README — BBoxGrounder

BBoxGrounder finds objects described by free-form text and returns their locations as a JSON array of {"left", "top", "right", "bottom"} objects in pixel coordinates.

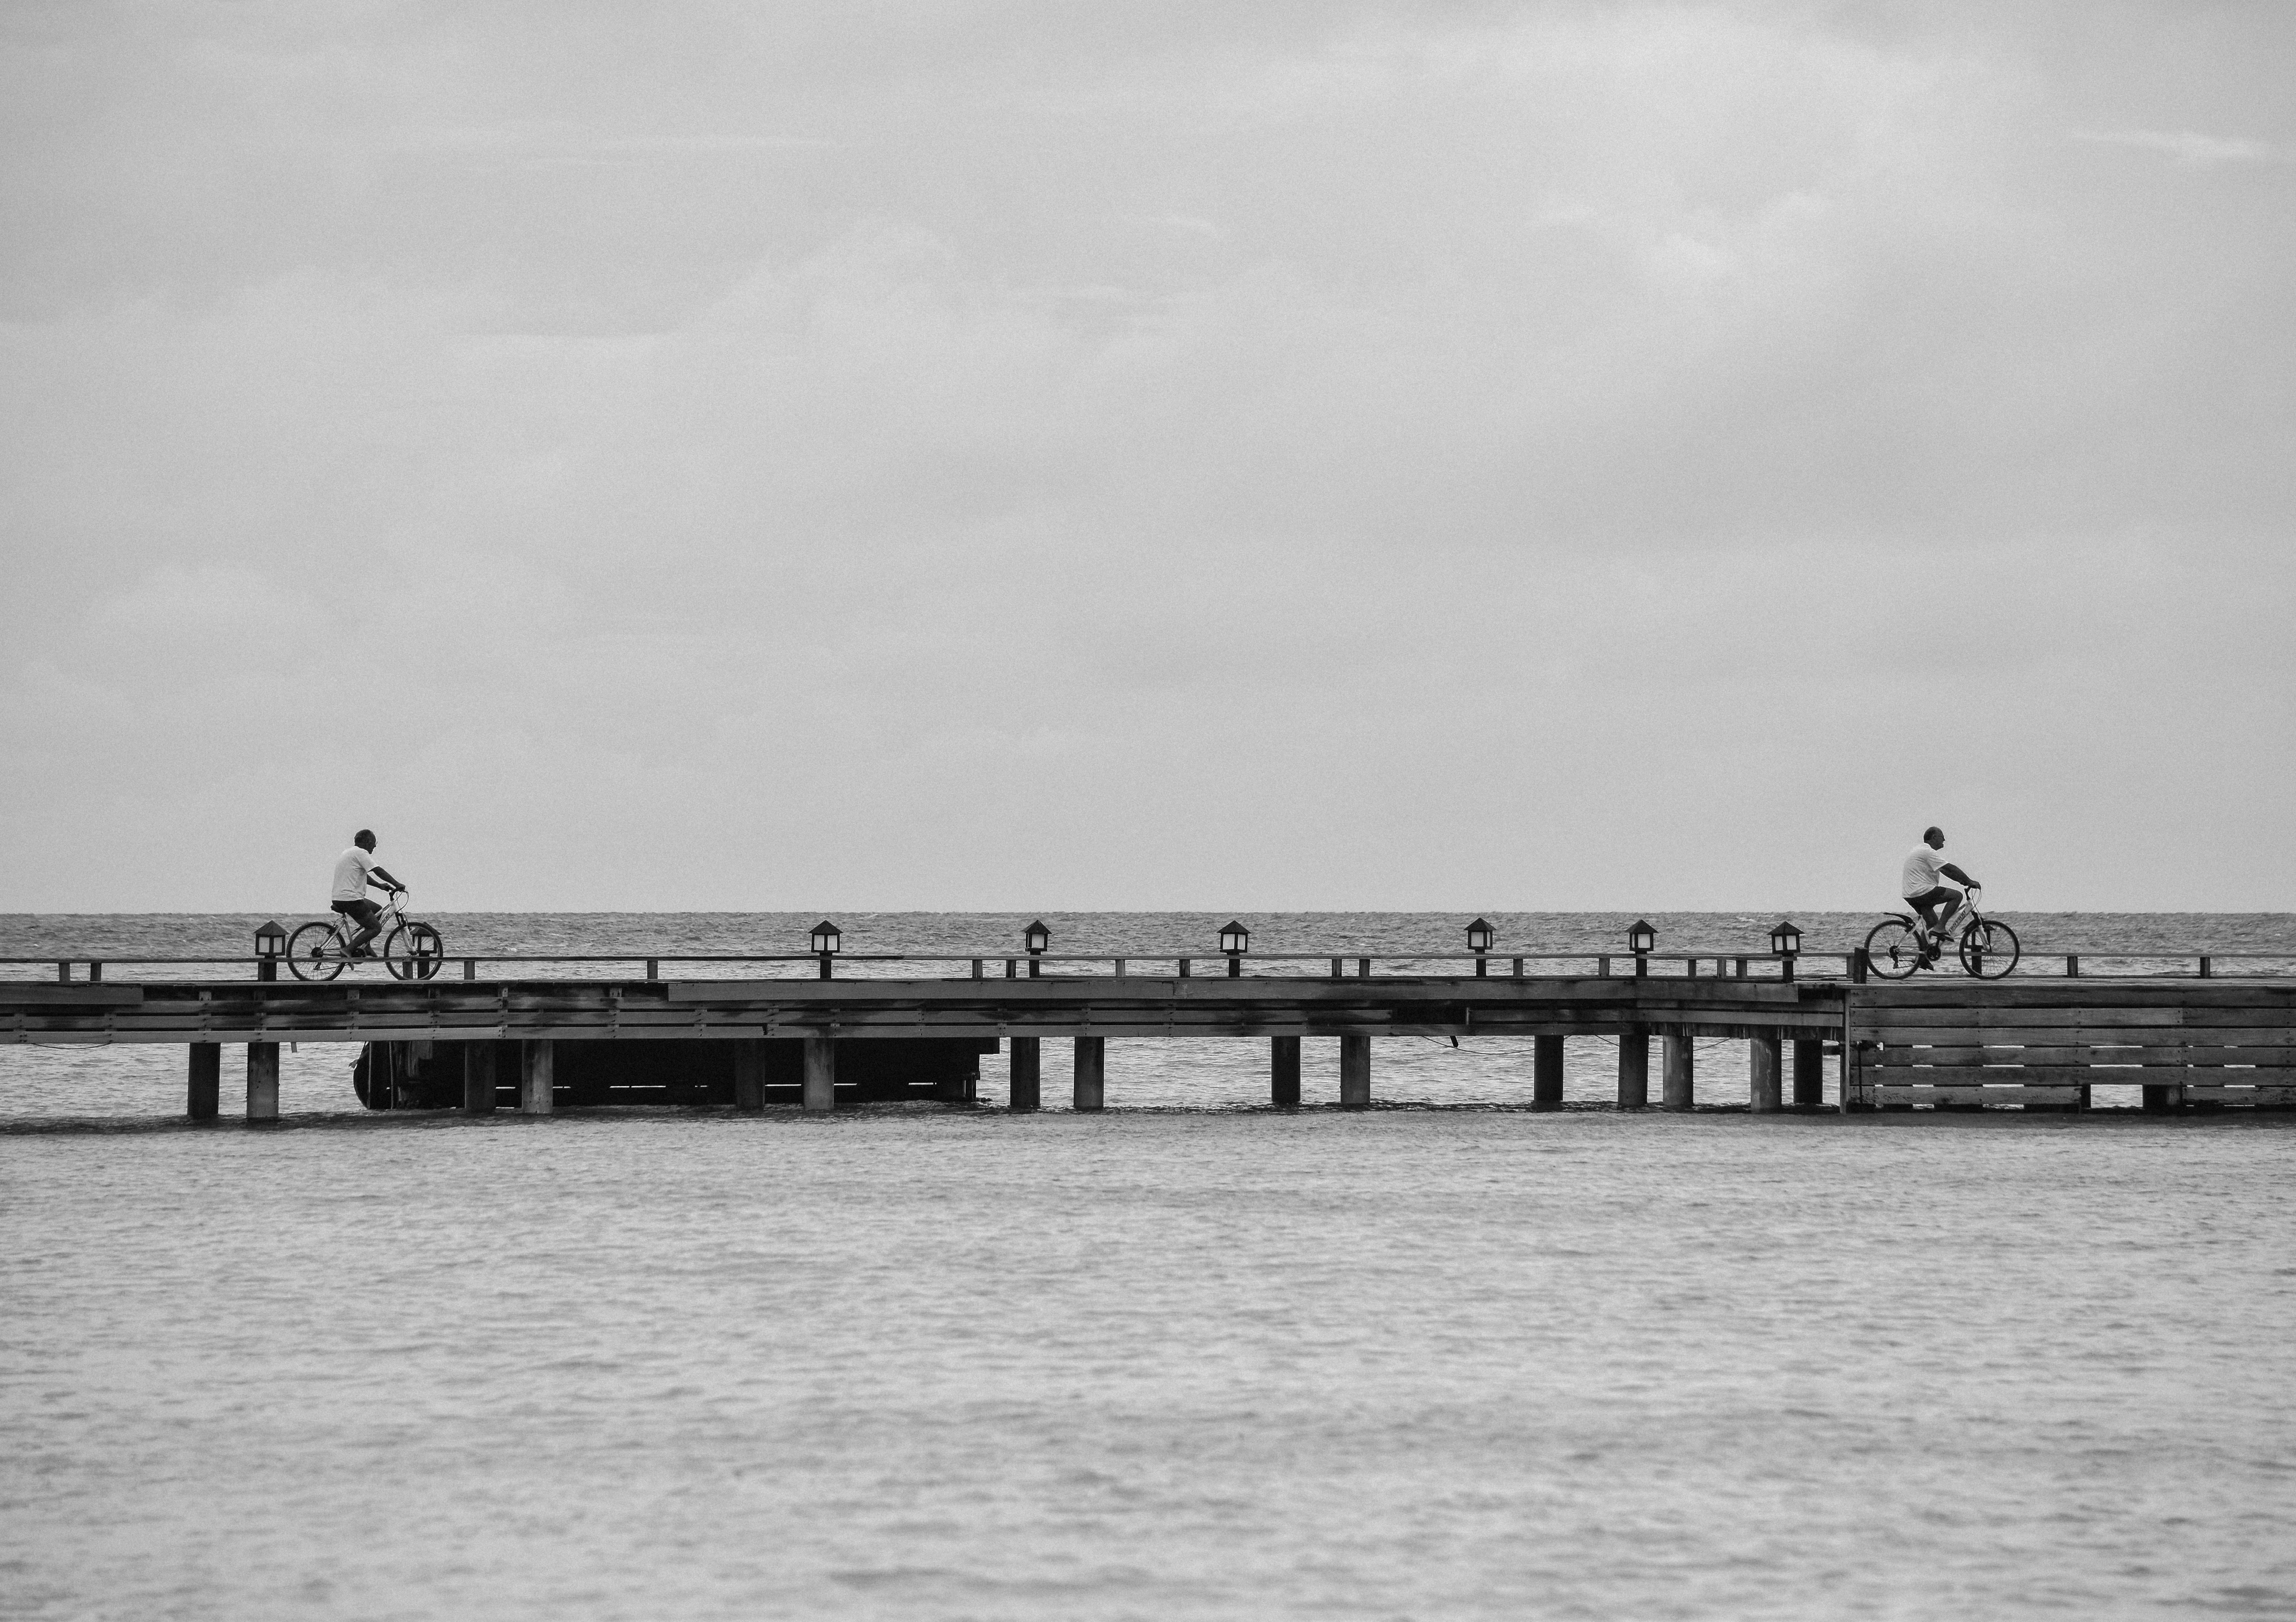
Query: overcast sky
[{"left": 3, "top": 1, "right": 2290, "bottom": 914}]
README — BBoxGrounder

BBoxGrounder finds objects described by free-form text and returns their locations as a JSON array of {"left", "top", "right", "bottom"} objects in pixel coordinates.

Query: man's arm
[
  {"left": 367, "top": 865, "right": 404, "bottom": 893},
  {"left": 1941, "top": 862, "right": 1978, "bottom": 888}
]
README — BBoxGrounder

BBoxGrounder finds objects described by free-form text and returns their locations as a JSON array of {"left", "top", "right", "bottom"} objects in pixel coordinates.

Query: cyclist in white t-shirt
[
  {"left": 331, "top": 830, "right": 405, "bottom": 958},
  {"left": 1901, "top": 826, "right": 1979, "bottom": 947}
]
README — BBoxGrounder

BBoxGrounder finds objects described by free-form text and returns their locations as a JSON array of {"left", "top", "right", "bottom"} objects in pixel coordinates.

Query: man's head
[
  {"left": 1923, "top": 826, "right": 1944, "bottom": 848},
  {"left": 355, "top": 829, "right": 376, "bottom": 851}
]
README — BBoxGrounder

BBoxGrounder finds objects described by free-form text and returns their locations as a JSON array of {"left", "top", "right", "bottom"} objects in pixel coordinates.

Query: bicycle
[
  {"left": 287, "top": 891, "right": 446, "bottom": 982},
  {"left": 1862, "top": 886, "right": 2020, "bottom": 980}
]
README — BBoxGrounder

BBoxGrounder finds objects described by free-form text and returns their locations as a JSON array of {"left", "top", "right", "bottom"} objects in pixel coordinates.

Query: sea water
[{"left": 4, "top": 915, "right": 2294, "bottom": 1619}]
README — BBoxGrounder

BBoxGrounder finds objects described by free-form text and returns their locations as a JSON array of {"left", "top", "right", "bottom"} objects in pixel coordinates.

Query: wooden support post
[
  {"left": 463, "top": 1042, "right": 497, "bottom": 1115},
  {"left": 1072, "top": 1036, "right": 1105, "bottom": 1111},
  {"left": 1532, "top": 1033, "right": 1564, "bottom": 1111},
  {"left": 187, "top": 1043, "right": 220, "bottom": 1121},
  {"left": 802, "top": 1037, "right": 836, "bottom": 1114},
  {"left": 1661, "top": 1032, "right": 1694, "bottom": 1111},
  {"left": 1792, "top": 1038, "right": 1825, "bottom": 1107},
  {"left": 520, "top": 1039, "right": 554, "bottom": 1115},
  {"left": 1617, "top": 1028, "right": 1649, "bottom": 1109},
  {"left": 733, "top": 1038, "right": 767, "bottom": 1111},
  {"left": 1269, "top": 1035, "right": 1301, "bottom": 1108},
  {"left": 1749, "top": 1033, "right": 1783, "bottom": 1113},
  {"left": 1339, "top": 1034, "right": 1371, "bottom": 1109},
  {"left": 2142, "top": 1080, "right": 2182, "bottom": 1114},
  {"left": 1008, "top": 1036, "right": 1041, "bottom": 1112},
  {"left": 246, "top": 1041, "right": 280, "bottom": 1121}
]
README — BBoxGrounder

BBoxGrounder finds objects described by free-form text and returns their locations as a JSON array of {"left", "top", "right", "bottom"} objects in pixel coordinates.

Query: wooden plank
[
  {"left": 1867, "top": 1044, "right": 2296, "bottom": 1066},
  {"left": 1854, "top": 1026, "right": 2296, "bottom": 1046}
]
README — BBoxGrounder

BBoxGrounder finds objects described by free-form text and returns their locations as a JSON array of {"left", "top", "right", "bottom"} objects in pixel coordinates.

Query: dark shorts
[
  {"left": 331, "top": 898, "right": 383, "bottom": 928},
  {"left": 1904, "top": 886, "right": 1960, "bottom": 911}
]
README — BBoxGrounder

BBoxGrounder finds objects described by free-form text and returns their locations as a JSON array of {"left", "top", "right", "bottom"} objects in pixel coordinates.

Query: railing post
[
  {"left": 56, "top": 961, "right": 70, "bottom": 983},
  {"left": 462, "top": 958, "right": 476, "bottom": 981},
  {"left": 89, "top": 961, "right": 103, "bottom": 983},
  {"left": 1849, "top": 948, "right": 1869, "bottom": 985},
  {"left": 971, "top": 959, "right": 983, "bottom": 979},
  {"left": 2199, "top": 956, "right": 2212, "bottom": 979},
  {"left": 2067, "top": 955, "right": 2079, "bottom": 977},
  {"left": 645, "top": 959, "right": 658, "bottom": 982}
]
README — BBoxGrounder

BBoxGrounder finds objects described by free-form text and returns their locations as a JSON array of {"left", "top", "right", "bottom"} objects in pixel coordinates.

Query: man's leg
[
  {"left": 1933, "top": 890, "right": 1965, "bottom": 936},
  {"left": 347, "top": 900, "right": 385, "bottom": 954}
]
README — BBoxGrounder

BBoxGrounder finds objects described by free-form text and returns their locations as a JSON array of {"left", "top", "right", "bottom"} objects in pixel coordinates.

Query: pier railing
[{"left": 7, "top": 950, "right": 2293, "bottom": 984}]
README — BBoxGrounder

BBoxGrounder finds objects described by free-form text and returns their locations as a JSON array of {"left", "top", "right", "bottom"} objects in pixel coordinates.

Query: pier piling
[
  {"left": 733, "top": 1039, "right": 767, "bottom": 1111},
  {"left": 1008, "top": 1036, "right": 1041, "bottom": 1112},
  {"left": 1532, "top": 1034, "right": 1564, "bottom": 1110},
  {"left": 520, "top": 1040, "right": 554, "bottom": 1115},
  {"left": 1792, "top": 1039, "right": 1825, "bottom": 1107},
  {"left": 463, "top": 1043, "right": 496, "bottom": 1116},
  {"left": 1073, "top": 1036, "right": 1105, "bottom": 1111},
  {"left": 1749, "top": 1033, "right": 1783, "bottom": 1113},
  {"left": 1617, "top": 1028, "right": 1649, "bottom": 1109},
  {"left": 801, "top": 1038, "right": 836, "bottom": 1113},
  {"left": 187, "top": 1042, "right": 219, "bottom": 1121},
  {"left": 246, "top": 1041, "right": 279, "bottom": 1121},
  {"left": 1339, "top": 1034, "right": 1371, "bottom": 1108},
  {"left": 1662, "top": 1032, "right": 1695, "bottom": 1110},
  {"left": 1270, "top": 1035, "right": 1301, "bottom": 1108}
]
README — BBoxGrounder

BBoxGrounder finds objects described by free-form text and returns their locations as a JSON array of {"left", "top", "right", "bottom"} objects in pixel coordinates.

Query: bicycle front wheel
[
  {"left": 384, "top": 923, "right": 446, "bottom": 982},
  {"left": 287, "top": 921, "right": 346, "bottom": 982},
  {"left": 1863, "top": 918, "right": 1924, "bottom": 980},
  {"left": 1960, "top": 919, "right": 2020, "bottom": 979}
]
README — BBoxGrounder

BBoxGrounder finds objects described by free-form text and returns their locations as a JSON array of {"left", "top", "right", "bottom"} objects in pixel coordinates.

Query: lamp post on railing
[
  {"left": 810, "top": 920, "right": 841, "bottom": 981},
  {"left": 1466, "top": 917, "right": 1495, "bottom": 977},
  {"left": 1219, "top": 920, "right": 1249, "bottom": 978},
  {"left": 1024, "top": 919, "right": 1050, "bottom": 979},
  {"left": 1770, "top": 919, "right": 1802, "bottom": 982},
  {"left": 254, "top": 920, "right": 287, "bottom": 983},
  {"left": 1627, "top": 919, "right": 1656, "bottom": 979}
]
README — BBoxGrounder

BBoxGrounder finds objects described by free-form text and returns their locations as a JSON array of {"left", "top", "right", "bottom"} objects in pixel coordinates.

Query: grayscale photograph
[{"left": 3, "top": 3, "right": 2292, "bottom": 1618}]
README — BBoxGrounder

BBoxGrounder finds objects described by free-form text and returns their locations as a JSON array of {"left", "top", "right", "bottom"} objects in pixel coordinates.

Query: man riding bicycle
[
  {"left": 1902, "top": 826, "right": 1979, "bottom": 951},
  {"left": 332, "top": 830, "right": 405, "bottom": 958}
]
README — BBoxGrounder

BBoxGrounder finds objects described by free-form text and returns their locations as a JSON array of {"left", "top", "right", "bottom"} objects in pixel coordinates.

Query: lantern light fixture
[
  {"left": 1024, "top": 920, "right": 1051, "bottom": 956},
  {"left": 1626, "top": 919, "right": 1657, "bottom": 955}
]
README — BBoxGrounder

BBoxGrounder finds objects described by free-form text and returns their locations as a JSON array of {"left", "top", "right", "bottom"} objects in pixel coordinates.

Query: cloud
[
  {"left": 2070, "top": 128, "right": 2282, "bottom": 165},
  {"left": 1, "top": 2, "right": 2292, "bottom": 909}
]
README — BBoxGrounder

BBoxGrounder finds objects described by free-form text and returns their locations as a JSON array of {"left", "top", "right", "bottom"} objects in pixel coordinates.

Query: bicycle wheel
[
  {"left": 1960, "top": 919, "right": 2020, "bottom": 979},
  {"left": 1862, "top": 918, "right": 1924, "bottom": 980},
  {"left": 287, "top": 921, "right": 346, "bottom": 982},
  {"left": 384, "top": 923, "right": 446, "bottom": 982}
]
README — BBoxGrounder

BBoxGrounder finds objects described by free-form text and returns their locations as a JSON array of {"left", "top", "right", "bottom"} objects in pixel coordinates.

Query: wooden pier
[{"left": 5, "top": 956, "right": 2290, "bottom": 1119}]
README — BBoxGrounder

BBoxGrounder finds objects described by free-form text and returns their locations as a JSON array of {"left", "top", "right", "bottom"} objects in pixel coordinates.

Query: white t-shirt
[
  {"left": 333, "top": 846, "right": 379, "bottom": 902},
  {"left": 1902, "top": 844, "right": 1950, "bottom": 899}
]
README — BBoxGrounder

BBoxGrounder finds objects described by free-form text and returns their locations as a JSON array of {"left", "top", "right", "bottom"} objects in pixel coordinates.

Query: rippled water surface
[{"left": 6, "top": 1111, "right": 2295, "bottom": 1620}]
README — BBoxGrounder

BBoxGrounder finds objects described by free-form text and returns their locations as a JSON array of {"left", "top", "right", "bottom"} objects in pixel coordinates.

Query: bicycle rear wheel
[
  {"left": 384, "top": 923, "right": 446, "bottom": 982},
  {"left": 1863, "top": 918, "right": 1924, "bottom": 979},
  {"left": 287, "top": 921, "right": 346, "bottom": 982},
  {"left": 1960, "top": 919, "right": 2020, "bottom": 979}
]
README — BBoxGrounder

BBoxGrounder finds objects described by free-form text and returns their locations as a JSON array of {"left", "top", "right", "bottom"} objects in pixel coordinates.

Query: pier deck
[{"left": 7, "top": 968, "right": 2291, "bottom": 1117}]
